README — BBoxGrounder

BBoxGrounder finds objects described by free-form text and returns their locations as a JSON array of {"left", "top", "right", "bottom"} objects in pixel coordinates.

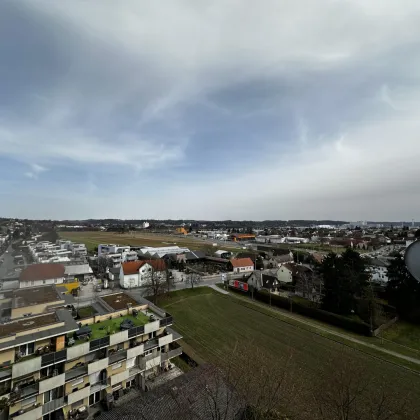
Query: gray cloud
[{"left": 1, "top": 0, "right": 420, "bottom": 220}]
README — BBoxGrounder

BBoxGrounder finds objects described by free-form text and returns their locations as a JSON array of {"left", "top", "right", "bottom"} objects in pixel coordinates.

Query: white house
[
  {"left": 119, "top": 260, "right": 166, "bottom": 289},
  {"left": 230, "top": 258, "right": 254, "bottom": 273},
  {"left": 368, "top": 258, "right": 390, "bottom": 284}
]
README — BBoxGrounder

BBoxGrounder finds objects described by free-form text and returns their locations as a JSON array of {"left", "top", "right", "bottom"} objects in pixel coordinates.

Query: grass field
[
  {"left": 382, "top": 321, "right": 420, "bottom": 351},
  {"left": 59, "top": 231, "right": 245, "bottom": 253},
  {"left": 158, "top": 288, "right": 420, "bottom": 417}
]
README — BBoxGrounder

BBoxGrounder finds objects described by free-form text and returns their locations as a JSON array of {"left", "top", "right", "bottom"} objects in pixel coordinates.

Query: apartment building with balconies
[{"left": 0, "top": 286, "right": 182, "bottom": 420}]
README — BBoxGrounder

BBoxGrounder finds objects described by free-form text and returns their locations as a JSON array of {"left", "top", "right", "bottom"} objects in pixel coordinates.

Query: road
[{"left": 0, "top": 245, "right": 18, "bottom": 285}]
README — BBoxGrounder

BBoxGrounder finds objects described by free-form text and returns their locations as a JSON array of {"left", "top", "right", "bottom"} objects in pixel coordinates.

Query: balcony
[
  {"left": 109, "top": 351, "right": 126, "bottom": 365},
  {"left": 65, "top": 365, "right": 88, "bottom": 382},
  {"left": 139, "top": 354, "right": 161, "bottom": 371},
  {"left": 87, "top": 358, "right": 109, "bottom": 375},
  {"left": 39, "top": 373, "right": 66, "bottom": 394},
  {"left": 160, "top": 345, "right": 182, "bottom": 362},
  {"left": 12, "top": 356, "right": 42, "bottom": 379},
  {"left": 158, "top": 333, "right": 173, "bottom": 347},
  {"left": 42, "top": 397, "right": 65, "bottom": 415},
  {"left": 144, "top": 338, "right": 159, "bottom": 352},
  {"left": 109, "top": 370, "right": 129, "bottom": 386},
  {"left": 67, "top": 385, "right": 91, "bottom": 405},
  {"left": 11, "top": 405, "right": 43, "bottom": 420}
]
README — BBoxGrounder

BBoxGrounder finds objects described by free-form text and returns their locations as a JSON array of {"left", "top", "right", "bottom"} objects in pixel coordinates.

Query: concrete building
[
  {"left": 19, "top": 264, "right": 66, "bottom": 288},
  {"left": 0, "top": 286, "right": 182, "bottom": 420},
  {"left": 368, "top": 258, "right": 390, "bottom": 284},
  {"left": 138, "top": 246, "right": 190, "bottom": 259},
  {"left": 98, "top": 245, "right": 130, "bottom": 257}
]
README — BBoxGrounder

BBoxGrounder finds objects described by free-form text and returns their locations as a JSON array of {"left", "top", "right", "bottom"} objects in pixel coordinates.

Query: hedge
[{"left": 255, "top": 290, "right": 372, "bottom": 336}]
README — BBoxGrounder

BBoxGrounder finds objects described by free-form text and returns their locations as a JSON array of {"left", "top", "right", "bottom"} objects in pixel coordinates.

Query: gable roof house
[
  {"left": 229, "top": 258, "right": 254, "bottom": 273},
  {"left": 119, "top": 259, "right": 166, "bottom": 289},
  {"left": 19, "top": 263, "right": 65, "bottom": 288}
]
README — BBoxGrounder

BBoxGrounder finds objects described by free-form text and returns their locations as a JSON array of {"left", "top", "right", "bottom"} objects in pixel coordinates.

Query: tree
[
  {"left": 321, "top": 249, "right": 368, "bottom": 316},
  {"left": 186, "top": 271, "right": 202, "bottom": 289},
  {"left": 97, "top": 256, "right": 109, "bottom": 275},
  {"left": 143, "top": 263, "right": 168, "bottom": 304},
  {"left": 386, "top": 256, "right": 420, "bottom": 322},
  {"left": 313, "top": 352, "right": 409, "bottom": 420}
]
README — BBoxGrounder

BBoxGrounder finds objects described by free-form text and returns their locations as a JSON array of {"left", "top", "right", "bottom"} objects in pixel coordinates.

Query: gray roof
[
  {"left": 98, "top": 364, "right": 245, "bottom": 420},
  {"left": 64, "top": 264, "right": 93, "bottom": 276}
]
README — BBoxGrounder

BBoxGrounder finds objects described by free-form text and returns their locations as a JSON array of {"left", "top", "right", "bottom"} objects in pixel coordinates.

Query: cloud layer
[{"left": 1, "top": 0, "right": 420, "bottom": 220}]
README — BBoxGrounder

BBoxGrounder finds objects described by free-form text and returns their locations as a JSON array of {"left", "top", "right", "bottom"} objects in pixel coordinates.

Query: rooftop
[
  {"left": 230, "top": 257, "right": 254, "bottom": 268},
  {"left": 101, "top": 292, "right": 140, "bottom": 311},
  {"left": 0, "top": 313, "right": 58, "bottom": 338},
  {"left": 19, "top": 263, "right": 65, "bottom": 282},
  {"left": 13, "top": 285, "right": 63, "bottom": 308}
]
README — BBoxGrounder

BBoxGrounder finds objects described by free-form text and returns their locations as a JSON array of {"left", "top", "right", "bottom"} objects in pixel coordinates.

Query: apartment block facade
[{"left": 0, "top": 286, "right": 182, "bottom": 420}]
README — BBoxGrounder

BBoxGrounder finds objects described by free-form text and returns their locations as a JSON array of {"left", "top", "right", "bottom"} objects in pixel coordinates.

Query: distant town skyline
[{"left": 1, "top": 1, "right": 420, "bottom": 220}]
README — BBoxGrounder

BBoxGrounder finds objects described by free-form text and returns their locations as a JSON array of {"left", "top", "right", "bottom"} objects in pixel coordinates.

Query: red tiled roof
[
  {"left": 122, "top": 260, "right": 166, "bottom": 275},
  {"left": 148, "top": 260, "right": 166, "bottom": 271},
  {"left": 122, "top": 261, "right": 147, "bottom": 275},
  {"left": 230, "top": 258, "right": 254, "bottom": 268},
  {"left": 20, "top": 264, "right": 65, "bottom": 282}
]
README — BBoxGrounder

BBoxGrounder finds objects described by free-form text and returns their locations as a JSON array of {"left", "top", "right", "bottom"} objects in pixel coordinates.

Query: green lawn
[
  {"left": 89, "top": 314, "right": 149, "bottom": 340},
  {"left": 77, "top": 306, "right": 97, "bottom": 318},
  {"left": 59, "top": 231, "right": 245, "bottom": 254},
  {"left": 159, "top": 288, "right": 420, "bottom": 417},
  {"left": 382, "top": 321, "right": 420, "bottom": 351}
]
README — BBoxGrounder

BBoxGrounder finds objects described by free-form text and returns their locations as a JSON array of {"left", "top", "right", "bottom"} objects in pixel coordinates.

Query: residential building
[
  {"left": 368, "top": 258, "right": 390, "bottom": 284},
  {"left": 19, "top": 264, "right": 66, "bottom": 288},
  {"left": 119, "top": 260, "right": 166, "bottom": 289},
  {"left": 98, "top": 245, "right": 130, "bottom": 257},
  {"left": 0, "top": 286, "right": 182, "bottom": 420},
  {"left": 229, "top": 258, "right": 254, "bottom": 273}
]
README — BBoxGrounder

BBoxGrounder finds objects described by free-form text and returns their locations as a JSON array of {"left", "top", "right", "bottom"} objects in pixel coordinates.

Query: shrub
[{"left": 255, "top": 290, "right": 372, "bottom": 336}]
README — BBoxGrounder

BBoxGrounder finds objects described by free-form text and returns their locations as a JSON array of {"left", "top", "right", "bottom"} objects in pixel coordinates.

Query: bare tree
[
  {"left": 312, "top": 353, "right": 410, "bottom": 420},
  {"left": 186, "top": 271, "right": 202, "bottom": 289},
  {"left": 143, "top": 262, "right": 167, "bottom": 304}
]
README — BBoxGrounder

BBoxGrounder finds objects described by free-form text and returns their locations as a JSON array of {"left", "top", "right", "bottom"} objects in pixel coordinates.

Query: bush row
[{"left": 254, "top": 290, "right": 372, "bottom": 336}]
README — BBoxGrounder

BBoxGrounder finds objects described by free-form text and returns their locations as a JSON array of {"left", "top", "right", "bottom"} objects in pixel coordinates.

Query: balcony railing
[
  {"left": 109, "top": 350, "right": 127, "bottom": 365},
  {"left": 42, "top": 397, "right": 65, "bottom": 415},
  {"left": 65, "top": 365, "right": 88, "bottom": 382},
  {"left": 161, "top": 347, "right": 182, "bottom": 361},
  {"left": 144, "top": 338, "right": 159, "bottom": 351},
  {"left": 41, "top": 350, "right": 67, "bottom": 367},
  {"left": 159, "top": 316, "right": 173, "bottom": 327}
]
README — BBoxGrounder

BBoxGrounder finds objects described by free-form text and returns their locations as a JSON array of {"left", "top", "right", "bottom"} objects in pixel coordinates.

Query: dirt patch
[{"left": 101, "top": 293, "right": 139, "bottom": 311}]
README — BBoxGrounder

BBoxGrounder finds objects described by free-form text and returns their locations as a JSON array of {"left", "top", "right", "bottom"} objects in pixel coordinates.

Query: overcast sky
[{"left": 1, "top": 1, "right": 420, "bottom": 221}]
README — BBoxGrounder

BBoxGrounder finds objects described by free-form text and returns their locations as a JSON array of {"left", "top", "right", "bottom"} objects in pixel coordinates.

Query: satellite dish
[{"left": 405, "top": 240, "right": 420, "bottom": 282}]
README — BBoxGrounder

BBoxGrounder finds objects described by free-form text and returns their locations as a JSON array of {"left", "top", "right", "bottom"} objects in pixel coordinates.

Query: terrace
[
  {"left": 89, "top": 313, "right": 149, "bottom": 340},
  {"left": 69, "top": 312, "right": 150, "bottom": 346}
]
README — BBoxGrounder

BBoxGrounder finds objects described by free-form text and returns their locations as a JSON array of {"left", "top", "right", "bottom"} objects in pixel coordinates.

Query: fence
[{"left": 373, "top": 316, "right": 398, "bottom": 337}]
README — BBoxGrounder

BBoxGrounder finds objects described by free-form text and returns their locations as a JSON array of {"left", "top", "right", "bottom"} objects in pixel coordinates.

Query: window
[
  {"left": 19, "top": 342, "right": 35, "bottom": 356},
  {"left": 89, "top": 391, "right": 101, "bottom": 406}
]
